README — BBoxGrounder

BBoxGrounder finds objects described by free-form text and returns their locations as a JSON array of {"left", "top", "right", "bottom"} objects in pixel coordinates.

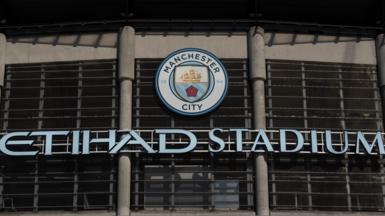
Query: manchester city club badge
[{"left": 155, "top": 48, "right": 228, "bottom": 116}]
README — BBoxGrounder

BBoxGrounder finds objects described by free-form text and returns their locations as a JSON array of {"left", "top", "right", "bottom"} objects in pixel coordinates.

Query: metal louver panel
[
  {"left": 266, "top": 60, "right": 385, "bottom": 212},
  {"left": 0, "top": 60, "right": 118, "bottom": 211}
]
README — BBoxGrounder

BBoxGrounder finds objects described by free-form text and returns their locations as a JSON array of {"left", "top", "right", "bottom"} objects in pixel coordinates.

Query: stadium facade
[{"left": 1, "top": 2, "right": 385, "bottom": 216}]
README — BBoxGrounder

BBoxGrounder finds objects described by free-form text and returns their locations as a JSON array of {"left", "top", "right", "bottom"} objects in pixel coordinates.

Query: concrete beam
[
  {"left": 271, "top": 210, "right": 385, "bottom": 216},
  {"left": 5, "top": 43, "right": 116, "bottom": 64},
  {"left": 117, "top": 26, "right": 135, "bottom": 216},
  {"left": 135, "top": 35, "right": 247, "bottom": 58},
  {"left": 131, "top": 211, "right": 255, "bottom": 216},
  {"left": 248, "top": 26, "right": 269, "bottom": 216},
  {"left": 4, "top": 33, "right": 376, "bottom": 64},
  {"left": 0, "top": 211, "right": 115, "bottom": 216},
  {"left": 265, "top": 40, "right": 376, "bottom": 65}
]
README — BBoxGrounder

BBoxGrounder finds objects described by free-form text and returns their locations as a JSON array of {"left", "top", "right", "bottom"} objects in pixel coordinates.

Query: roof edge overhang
[{"left": 0, "top": 19, "right": 383, "bottom": 38}]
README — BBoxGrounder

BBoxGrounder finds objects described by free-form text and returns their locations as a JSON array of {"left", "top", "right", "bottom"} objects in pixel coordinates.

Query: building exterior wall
[{"left": 0, "top": 31, "right": 384, "bottom": 216}]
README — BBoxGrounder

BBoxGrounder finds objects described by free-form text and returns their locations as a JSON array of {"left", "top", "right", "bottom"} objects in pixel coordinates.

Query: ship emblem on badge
[{"left": 155, "top": 48, "right": 228, "bottom": 116}]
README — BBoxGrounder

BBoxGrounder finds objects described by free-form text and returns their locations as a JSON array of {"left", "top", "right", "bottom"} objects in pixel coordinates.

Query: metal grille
[
  {"left": 266, "top": 60, "right": 385, "bottom": 212},
  {"left": 132, "top": 59, "right": 254, "bottom": 210},
  {"left": 0, "top": 60, "right": 118, "bottom": 211}
]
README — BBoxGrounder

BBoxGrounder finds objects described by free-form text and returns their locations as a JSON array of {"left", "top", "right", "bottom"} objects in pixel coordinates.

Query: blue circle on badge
[{"left": 155, "top": 48, "right": 228, "bottom": 116}]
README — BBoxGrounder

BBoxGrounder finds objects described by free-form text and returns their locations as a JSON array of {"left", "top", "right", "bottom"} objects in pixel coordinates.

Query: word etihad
[{"left": 0, "top": 129, "right": 384, "bottom": 156}]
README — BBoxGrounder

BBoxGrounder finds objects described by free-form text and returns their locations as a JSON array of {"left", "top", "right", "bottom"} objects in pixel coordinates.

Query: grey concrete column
[
  {"left": 376, "top": 34, "right": 385, "bottom": 125},
  {"left": 248, "top": 26, "right": 270, "bottom": 216},
  {"left": 117, "top": 26, "right": 135, "bottom": 216},
  {"left": 0, "top": 33, "right": 5, "bottom": 90},
  {"left": 375, "top": 33, "right": 385, "bottom": 210},
  {"left": 0, "top": 33, "right": 5, "bottom": 208}
]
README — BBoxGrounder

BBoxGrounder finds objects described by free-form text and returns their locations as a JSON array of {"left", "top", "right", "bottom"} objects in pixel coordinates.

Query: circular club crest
[{"left": 155, "top": 48, "right": 228, "bottom": 116}]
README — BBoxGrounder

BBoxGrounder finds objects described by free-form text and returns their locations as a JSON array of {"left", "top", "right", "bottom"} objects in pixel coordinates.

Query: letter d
[{"left": 156, "top": 129, "right": 197, "bottom": 153}]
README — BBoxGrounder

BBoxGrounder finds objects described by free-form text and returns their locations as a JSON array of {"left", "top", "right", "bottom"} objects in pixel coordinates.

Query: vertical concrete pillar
[
  {"left": 376, "top": 34, "right": 385, "bottom": 125},
  {"left": 248, "top": 26, "right": 270, "bottom": 216},
  {"left": 375, "top": 33, "right": 385, "bottom": 210},
  {"left": 0, "top": 33, "right": 5, "bottom": 208},
  {"left": 117, "top": 26, "right": 135, "bottom": 216},
  {"left": 0, "top": 33, "right": 5, "bottom": 91}
]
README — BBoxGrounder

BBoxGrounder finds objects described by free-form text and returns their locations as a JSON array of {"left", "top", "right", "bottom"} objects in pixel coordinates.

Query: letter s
[{"left": 209, "top": 128, "right": 225, "bottom": 152}]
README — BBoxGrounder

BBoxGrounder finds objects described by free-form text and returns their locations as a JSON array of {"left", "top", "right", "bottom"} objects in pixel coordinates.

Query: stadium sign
[
  {"left": 155, "top": 48, "right": 228, "bottom": 116},
  {"left": 0, "top": 128, "right": 384, "bottom": 156}
]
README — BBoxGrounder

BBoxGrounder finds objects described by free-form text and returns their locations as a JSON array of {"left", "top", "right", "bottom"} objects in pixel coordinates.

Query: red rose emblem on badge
[{"left": 186, "top": 85, "right": 198, "bottom": 97}]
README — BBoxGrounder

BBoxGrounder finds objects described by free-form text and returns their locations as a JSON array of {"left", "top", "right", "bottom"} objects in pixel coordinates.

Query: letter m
[{"left": 356, "top": 132, "right": 385, "bottom": 155}]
